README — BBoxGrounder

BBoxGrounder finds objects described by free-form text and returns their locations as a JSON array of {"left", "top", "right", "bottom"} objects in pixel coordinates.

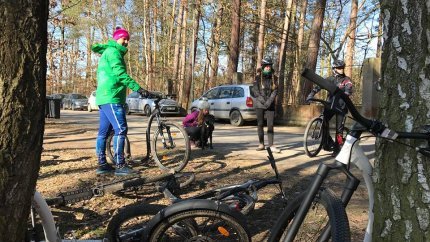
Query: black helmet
[
  {"left": 261, "top": 57, "right": 273, "bottom": 66},
  {"left": 332, "top": 60, "right": 345, "bottom": 69}
]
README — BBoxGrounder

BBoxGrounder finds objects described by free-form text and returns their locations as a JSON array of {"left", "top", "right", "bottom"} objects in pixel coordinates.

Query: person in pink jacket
[{"left": 183, "top": 99, "right": 210, "bottom": 146}]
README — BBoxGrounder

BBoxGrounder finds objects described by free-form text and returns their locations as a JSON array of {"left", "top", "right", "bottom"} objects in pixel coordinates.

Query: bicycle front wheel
[
  {"left": 105, "top": 203, "right": 166, "bottom": 242},
  {"left": 304, "top": 117, "right": 324, "bottom": 157},
  {"left": 268, "top": 188, "right": 350, "bottom": 242},
  {"left": 148, "top": 209, "right": 251, "bottom": 242},
  {"left": 151, "top": 122, "right": 190, "bottom": 172}
]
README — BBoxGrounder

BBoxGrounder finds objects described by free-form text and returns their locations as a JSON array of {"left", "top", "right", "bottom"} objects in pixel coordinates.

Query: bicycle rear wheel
[
  {"left": 151, "top": 122, "right": 190, "bottom": 172},
  {"left": 106, "top": 132, "right": 131, "bottom": 164},
  {"left": 104, "top": 203, "right": 166, "bottom": 242},
  {"left": 148, "top": 209, "right": 251, "bottom": 242},
  {"left": 268, "top": 188, "right": 350, "bottom": 242},
  {"left": 304, "top": 117, "right": 324, "bottom": 157}
]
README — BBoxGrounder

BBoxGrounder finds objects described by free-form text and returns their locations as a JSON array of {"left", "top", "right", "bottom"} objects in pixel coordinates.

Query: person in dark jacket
[
  {"left": 252, "top": 57, "right": 281, "bottom": 153},
  {"left": 92, "top": 27, "right": 148, "bottom": 176},
  {"left": 306, "top": 59, "right": 353, "bottom": 155}
]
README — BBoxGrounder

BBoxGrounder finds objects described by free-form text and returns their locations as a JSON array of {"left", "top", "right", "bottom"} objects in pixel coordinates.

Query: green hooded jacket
[{"left": 92, "top": 40, "right": 141, "bottom": 105}]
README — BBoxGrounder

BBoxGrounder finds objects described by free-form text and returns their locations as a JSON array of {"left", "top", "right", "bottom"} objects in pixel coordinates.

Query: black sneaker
[
  {"left": 96, "top": 163, "right": 115, "bottom": 175},
  {"left": 115, "top": 165, "right": 138, "bottom": 176}
]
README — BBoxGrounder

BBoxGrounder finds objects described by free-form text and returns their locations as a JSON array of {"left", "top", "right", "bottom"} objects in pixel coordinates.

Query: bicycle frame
[
  {"left": 142, "top": 98, "right": 172, "bottom": 162},
  {"left": 282, "top": 68, "right": 430, "bottom": 242},
  {"left": 31, "top": 191, "right": 105, "bottom": 242}
]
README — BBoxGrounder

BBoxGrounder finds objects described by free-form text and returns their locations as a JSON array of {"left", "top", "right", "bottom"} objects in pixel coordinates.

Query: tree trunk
[
  {"left": 143, "top": 0, "right": 151, "bottom": 89},
  {"left": 301, "top": 0, "right": 327, "bottom": 101},
  {"left": 167, "top": 0, "right": 177, "bottom": 78},
  {"left": 59, "top": 17, "right": 65, "bottom": 92},
  {"left": 178, "top": 0, "right": 188, "bottom": 106},
  {"left": 376, "top": 8, "right": 383, "bottom": 58},
  {"left": 172, "top": 0, "right": 184, "bottom": 93},
  {"left": 256, "top": 0, "right": 267, "bottom": 70},
  {"left": 208, "top": 3, "right": 223, "bottom": 89},
  {"left": 85, "top": 29, "right": 94, "bottom": 89},
  {"left": 184, "top": 0, "right": 201, "bottom": 108},
  {"left": 292, "top": 0, "right": 308, "bottom": 104},
  {"left": 0, "top": 1, "right": 48, "bottom": 240},
  {"left": 277, "top": 0, "right": 294, "bottom": 114},
  {"left": 226, "top": 0, "right": 241, "bottom": 83},
  {"left": 373, "top": 1, "right": 430, "bottom": 241},
  {"left": 344, "top": 0, "right": 358, "bottom": 78}
]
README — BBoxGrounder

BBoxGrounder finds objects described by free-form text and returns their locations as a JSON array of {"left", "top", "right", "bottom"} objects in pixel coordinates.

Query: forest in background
[{"left": 46, "top": 0, "right": 381, "bottom": 109}]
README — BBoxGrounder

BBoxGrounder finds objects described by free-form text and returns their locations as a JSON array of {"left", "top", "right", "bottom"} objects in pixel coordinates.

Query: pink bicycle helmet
[{"left": 113, "top": 27, "right": 130, "bottom": 41}]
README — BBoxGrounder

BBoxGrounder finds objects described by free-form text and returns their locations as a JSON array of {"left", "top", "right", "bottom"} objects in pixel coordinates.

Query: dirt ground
[{"left": 38, "top": 111, "right": 372, "bottom": 241}]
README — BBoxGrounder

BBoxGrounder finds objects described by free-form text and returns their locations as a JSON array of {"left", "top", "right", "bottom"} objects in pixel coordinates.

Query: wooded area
[
  {"left": 47, "top": 0, "right": 381, "bottom": 109},
  {"left": 2, "top": 0, "right": 430, "bottom": 241}
]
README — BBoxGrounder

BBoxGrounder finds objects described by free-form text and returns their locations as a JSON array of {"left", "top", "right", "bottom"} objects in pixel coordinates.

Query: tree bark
[
  {"left": 256, "top": 0, "right": 267, "bottom": 70},
  {"left": 172, "top": 0, "right": 184, "bottom": 94},
  {"left": 344, "top": 0, "right": 358, "bottom": 78},
  {"left": 226, "top": 0, "right": 241, "bottom": 83},
  {"left": 0, "top": 1, "right": 48, "bottom": 240},
  {"left": 277, "top": 0, "right": 294, "bottom": 114},
  {"left": 373, "top": 1, "right": 430, "bottom": 241},
  {"left": 292, "top": 0, "right": 308, "bottom": 104},
  {"left": 301, "top": 0, "right": 327, "bottom": 101},
  {"left": 178, "top": 0, "right": 188, "bottom": 106},
  {"left": 376, "top": 8, "right": 383, "bottom": 58},
  {"left": 184, "top": 0, "right": 202, "bottom": 108},
  {"left": 208, "top": 3, "right": 223, "bottom": 89}
]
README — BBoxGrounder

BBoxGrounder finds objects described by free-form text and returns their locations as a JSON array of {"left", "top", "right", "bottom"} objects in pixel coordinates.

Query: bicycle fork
[{"left": 283, "top": 160, "right": 356, "bottom": 242}]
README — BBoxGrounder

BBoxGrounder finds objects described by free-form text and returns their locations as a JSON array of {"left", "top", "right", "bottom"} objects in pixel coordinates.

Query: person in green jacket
[{"left": 92, "top": 27, "right": 147, "bottom": 176}]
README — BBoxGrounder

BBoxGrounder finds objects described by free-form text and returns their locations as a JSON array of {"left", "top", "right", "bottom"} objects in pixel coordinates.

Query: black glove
[{"left": 137, "top": 88, "right": 149, "bottom": 97}]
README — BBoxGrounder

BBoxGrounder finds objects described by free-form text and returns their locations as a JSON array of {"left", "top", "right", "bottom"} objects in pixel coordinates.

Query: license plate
[{"left": 166, "top": 107, "right": 176, "bottom": 110}]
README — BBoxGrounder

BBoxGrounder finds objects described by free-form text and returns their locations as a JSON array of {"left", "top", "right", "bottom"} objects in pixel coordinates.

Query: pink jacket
[{"left": 183, "top": 110, "right": 200, "bottom": 127}]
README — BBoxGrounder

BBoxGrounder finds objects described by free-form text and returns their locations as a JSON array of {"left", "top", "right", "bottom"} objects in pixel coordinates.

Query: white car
[
  {"left": 126, "top": 91, "right": 181, "bottom": 116},
  {"left": 87, "top": 91, "right": 99, "bottom": 112},
  {"left": 190, "top": 84, "right": 257, "bottom": 126}
]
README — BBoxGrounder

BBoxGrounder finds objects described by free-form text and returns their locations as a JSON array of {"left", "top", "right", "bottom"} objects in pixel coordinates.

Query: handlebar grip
[{"left": 301, "top": 68, "right": 338, "bottom": 95}]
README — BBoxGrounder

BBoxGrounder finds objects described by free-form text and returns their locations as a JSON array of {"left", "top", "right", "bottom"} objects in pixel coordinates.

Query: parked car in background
[
  {"left": 87, "top": 91, "right": 99, "bottom": 112},
  {"left": 62, "top": 93, "right": 88, "bottom": 111},
  {"left": 50, "top": 93, "right": 65, "bottom": 108},
  {"left": 190, "top": 84, "right": 256, "bottom": 126},
  {"left": 126, "top": 91, "right": 181, "bottom": 116}
]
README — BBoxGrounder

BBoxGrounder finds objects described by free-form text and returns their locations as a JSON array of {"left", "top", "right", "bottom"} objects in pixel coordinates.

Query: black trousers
[
  {"left": 185, "top": 126, "right": 201, "bottom": 141},
  {"left": 256, "top": 108, "right": 275, "bottom": 146}
]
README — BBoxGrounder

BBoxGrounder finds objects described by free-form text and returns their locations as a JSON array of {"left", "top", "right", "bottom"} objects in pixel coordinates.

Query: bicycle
[
  {"left": 304, "top": 98, "right": 349, "bottom": 157},
  {"left": 104, "top": 147, "right": 285, "bottom": 241},
  {"left": 268, "top": 68, "right": 430, "bottom": 242},
  {"left": 106, "top": 94, "right": 190, "bottom": 172},
  {"left": 27, "top": 171, "right": 195, "bottom": 242}
]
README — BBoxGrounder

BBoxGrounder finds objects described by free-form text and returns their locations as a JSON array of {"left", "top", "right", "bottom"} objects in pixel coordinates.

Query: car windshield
[{"left": 71, "top": 94, "right": 87, "bottom": 99}]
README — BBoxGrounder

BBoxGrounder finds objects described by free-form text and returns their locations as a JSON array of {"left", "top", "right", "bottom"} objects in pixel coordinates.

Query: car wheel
[
  {"left": 88, "top": 105, "right": 92, "bottom": 112},
  {"left": 144, "top": 105, "right": 151, "bottom": 117},
  {"left": 230, "top": 110, "right": 244, "bottom": 126}
]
